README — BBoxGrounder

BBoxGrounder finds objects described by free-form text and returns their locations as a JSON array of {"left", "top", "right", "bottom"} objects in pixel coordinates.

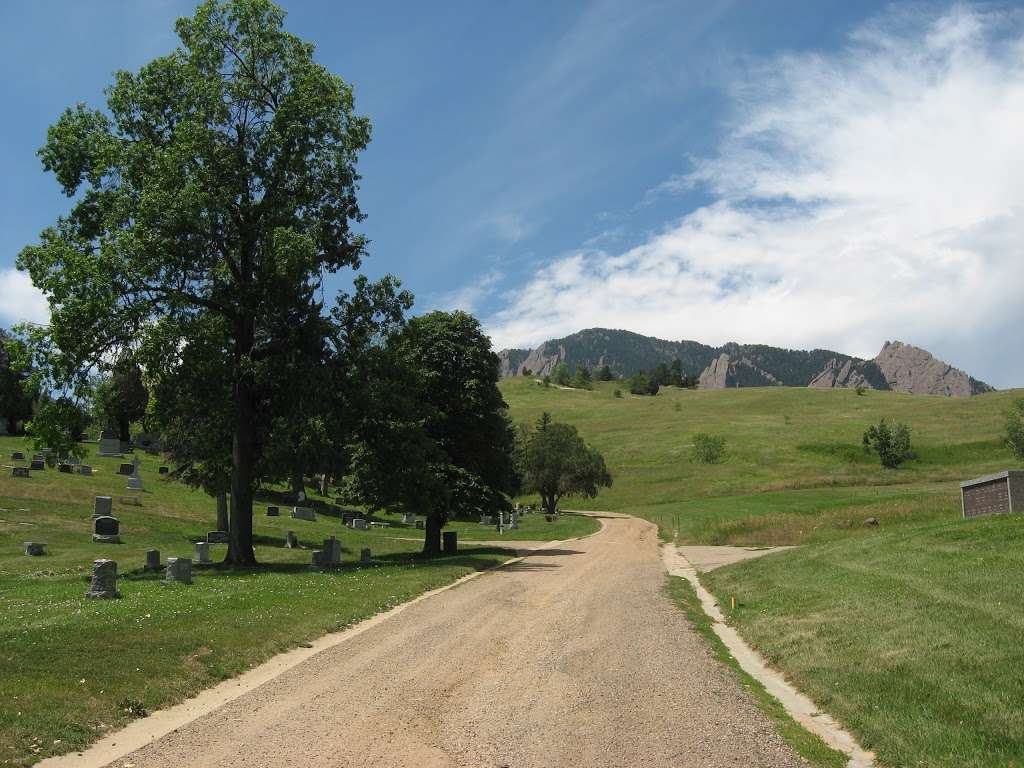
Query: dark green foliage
[
  {"left": 551, "top": 362, "right": 571, "bottom": 386},
  {"left": 613, "top": 388, "right": 622, "bottom": 398},
  {"left": 92, "top": 359, "right": 149, "bottom": 442},
  {"left": 17, "top": 0, "right": 373, "bottom": 565},
  {"left": 542, "top": 375, "right": 550, "bottom": 388},
  {"left": 1005, "top": 399, "right": 1024, "bottom": 460},
  {"left": 691, "top": 433, "right": 727, "bottom": 464},
  {"left": 516, "top": 412, "right": 611, "bottom": 515},
  {"left": 0, "top": 329, "right": 36, "bottom": 433},
  {"left": 386, "top": 311, "right": 517, "bottom": 555},
  {"left": 628, "top": 371, "right": 659, "bottom": 396},
  {"left": 572, "top": 364, "right": 593, "bottom": 390},
  {"left": 522, "top": 367, "right": 533, "bottom": 377},
  {"left": 862, "top": 419, "right": 914, "bottom": 468},
  {"left": 855, "top": 385, "right": 867, "bottom": 396},
  {"left": 596, "top": 364, "right": 614, "bottom": 381}
]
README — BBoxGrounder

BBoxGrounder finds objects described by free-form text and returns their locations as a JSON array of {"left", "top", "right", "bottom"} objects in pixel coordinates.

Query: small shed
[{"left": 960, "top": 470, "right": 1024, "bottom": 519}]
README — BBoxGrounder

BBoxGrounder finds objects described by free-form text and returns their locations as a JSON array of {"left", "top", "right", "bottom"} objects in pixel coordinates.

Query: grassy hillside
[
  {"left": 0, "top": 436, "right": 594, "bottom": 766},
  {"left": 502, "top": 377, "right": 1021, "bottom": 543},
  {"left": 502, "top": 377, "right": 1024, "bottom": 767}
]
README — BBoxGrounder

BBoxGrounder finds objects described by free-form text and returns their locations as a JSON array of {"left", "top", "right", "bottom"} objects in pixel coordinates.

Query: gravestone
[
  {"left": 291, "top": 506, "right": 316, "bottom": 522},
  {"left": 360, "top": 547, "right": 372, "bottom": 564},
  {"left": 415, "top": 520, "right": 424, "bottom": 530},
  {"left": 11, "top": 451, "right": 24, "bottom": 460},
  {"left": 67, "top": 456, "right": 81, "bottom": 466},
  {"left": 194, "top": 541, "right": 211, "bottom": 564},
  {"left": 24, "top": 542, "right": 46, "bottom": 556},
  {"left": 94, "top": 496, "right": 113, "bottom": 518},
  {"left": 206, "top": 531, "right": 229, "bottom": 544},
  {"left": 312, "top": 536, "right": 341, "bottom": 569},
  {"left": 266, "top": 506, "right": 280, "bottom": 517},
  {"left": 30, "top": 459, "right": 45, "bottom": 471},
  {"left": 92, "top": 515, "right": 121, "bottom": 544},
  {"left": 98, "top": 433, "right": 122, "bottom": 456},
  {"left": 159, "top": 466, "right": 169, "bottom": 475},
  {"left": 145, "top": 549, "right": 161, "bottom": 571},
  {"left": 402, "top": 511, "right": 416, "bottom": 525},
  {"left": 59, "top": 463, "right": 73, "bottom": 474},
  {"left": 341, "top": 511, "right": 356, "bottom": 525},
  {"left": 78, "top": 465, "right": 93, "bottom": 476},
  {"left": 442, "top": 531, "right": 457, "bottom": 554},
  {"left": 510, "top": 511, "right": 519, "bottom": 529},
  {"left": 351, "top": 518, "right": 367, "bottom": 530},
  {"left": 285, "top": 530, "right": 298, "bottom": 548},
  {"left": 165, "top": 557, "right": 192, "bottom": 584},
  {"left": 12, "top": 467, "right": 29, "bottom": 478},
  {"left": 126, "top": 473, "right": 143, "bottom": 491},
  {"left": 479, "top": 515, "right": 492, "bottom": 525},
  {"left": 118, "top": 463, "right": 134, "bottom": 476},
  {"left": 85, "top": 559, "right": 121, "bottom": 599},
  {"left": 32, "top": 453, "right": 44, "bottom": 462}
]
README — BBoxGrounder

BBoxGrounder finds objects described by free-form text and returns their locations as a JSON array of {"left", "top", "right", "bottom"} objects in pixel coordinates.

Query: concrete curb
[{"left": 662, "top": 544, "right": 875, "bottom": 768}]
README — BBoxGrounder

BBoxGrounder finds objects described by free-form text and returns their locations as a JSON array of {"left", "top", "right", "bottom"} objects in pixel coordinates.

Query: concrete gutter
[{"left": 662, "top": 544, "right": 875, "bottom": 768}]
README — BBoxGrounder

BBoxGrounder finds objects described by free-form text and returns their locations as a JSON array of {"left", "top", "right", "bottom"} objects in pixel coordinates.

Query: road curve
[{"left": 107, "top": 513, "right": 804, "bottom": 767}]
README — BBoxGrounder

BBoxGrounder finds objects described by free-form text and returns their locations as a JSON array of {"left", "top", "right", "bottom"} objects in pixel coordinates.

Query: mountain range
[{"left": 496, "top": 329, "right": 993, "bottom": 397}]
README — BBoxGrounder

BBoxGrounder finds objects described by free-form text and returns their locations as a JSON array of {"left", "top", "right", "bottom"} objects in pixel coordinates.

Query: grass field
[
  {"left": 0, "top": 435, "right": 596, "bottom": 766},
  {"left": 503, "top": 377, "right": 1024, "bottom": 767}
]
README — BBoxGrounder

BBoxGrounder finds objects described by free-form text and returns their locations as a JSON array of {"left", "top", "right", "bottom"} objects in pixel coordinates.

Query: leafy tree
[
  {"left": 596, "top": 364, "right": 614, "bottom": 381},
  {"left": 542, "top": 375, "right": 551, "bottom": 388},
  {"left": 650, "top": 362, "right": 671, "bottom": 387},
  {"left": 668, "top": 359, "right": 685, "bottom": 387},
  {"left": 17, "top": 0, "right": 372, "bottom": 565},
  {"left": 572, "top": 364, "right": 593, "bottom": 390},
  {"left": 522, "top": 367, "right": 533, "bottom": 377},
  {"left": 0, "top": 329, "right": 35, "bottom": 434},
  {"left": 613, "top": 388, "right": 622, "bottom": 398},
  {"left": 551, "top": 362, "right": 571, "bottom": 387},
  {"left": 92, "top": 358, "right": 149, "bottom": 442},
  {"left": 862, "top": 419, "right": 913, "bottom": 468},
  {"left": 390, "top": 311, "right": 517, "bottom": 555},
  {"left": 691, "top": 433, "right": 727, "bottom": 464},
  {"left": 516, "top": 412, "right": 611, "bottom": 515},
  {"left": 628, "top": 371, "right": 659, "bottom": 396},
  {"left": 1005, "top": 399, "right": 1024, "bottom": 460}
]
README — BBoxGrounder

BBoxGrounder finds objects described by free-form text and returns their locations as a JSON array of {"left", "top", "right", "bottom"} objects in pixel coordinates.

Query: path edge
[{"left": 38, "top": 519, "right": 607, "bottom": 768}]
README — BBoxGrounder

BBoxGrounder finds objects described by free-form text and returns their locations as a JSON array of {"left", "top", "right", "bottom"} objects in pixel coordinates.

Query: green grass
[
  {"left": 0, "top": 435, "right": 594, "bottom": 766},
  {"left": 663, "top": 576, "right": 846, "bottom": 768},
  {"left": 502, "top": 378, "right": 1024, "bottom": 766},
  {"left": 702, "top": 514, "right": 1024, "bottom": 768},
  {"left": 502, "top": 378, "right": 1022, "bottom": 545}
]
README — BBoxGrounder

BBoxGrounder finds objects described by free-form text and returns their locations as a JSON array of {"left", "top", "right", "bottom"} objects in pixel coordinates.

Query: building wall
[
  {"left": 1010, "top": 473, "right": 1024, "bottom": 514},
  {"left": 962, "top": 477, "right": 1011, "bottom": 518}
]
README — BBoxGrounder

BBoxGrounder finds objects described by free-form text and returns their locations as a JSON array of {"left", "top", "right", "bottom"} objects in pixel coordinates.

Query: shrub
[
  {"left": 542, "top": 375, "right": 550, "bottom": 388},
  {"left": 1006, "top": 398, "right": 1024, "bottom": 460},
  {"left": 613, "top": 388, "right": 622, "bottom": 398},
  {"left": 862, "top": 419, "right": 914, "bottom": 468},
  {"left": 551, "top": 362, "right": 571, "bottom": 386},
  {"left": 691, "top": 433, "right": 727, "bottom": 464},
  {"left": 855, "top": 385, "right": 867, "bottom": 396}
]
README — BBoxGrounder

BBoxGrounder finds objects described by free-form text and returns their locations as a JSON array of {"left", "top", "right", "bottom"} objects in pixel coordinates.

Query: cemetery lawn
[
  {"left": 502, "top": 378, "right": 1024, "bottom": 766},
  {"left": 0, "top": 437, "right": 586, "bottom": 767}
]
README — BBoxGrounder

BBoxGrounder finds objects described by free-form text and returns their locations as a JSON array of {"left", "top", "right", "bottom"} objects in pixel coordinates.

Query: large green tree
[
  {"left": 0, "top": 329, "right": 36, "bottom": 434},
  {"left": 92, "top": 358, "right": 149, "bottom": 443},
  {"left": 390, "top": 311, "right": 517, "bottom": 555},
  {"left": 18, "top": 0, "right": 371, "bottom": 565},
  {"left": 516, "top": 412, "right": 611, "bottom": 515}
]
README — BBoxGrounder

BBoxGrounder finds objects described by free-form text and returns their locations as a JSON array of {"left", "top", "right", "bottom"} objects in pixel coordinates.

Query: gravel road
[{"left": 111, "top": 513, "right": 805, "bottom": 767}]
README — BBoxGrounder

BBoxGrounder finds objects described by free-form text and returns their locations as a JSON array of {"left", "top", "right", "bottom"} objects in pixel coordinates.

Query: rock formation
[
  {"left": 808, "top": 358, "right": 873, "bottom": 390},
  {"left": 698, "top": 353, "right": 732, "bottom": 389},
  {"left": 872, "top": 341, "right": 990, "bottom": 397}
]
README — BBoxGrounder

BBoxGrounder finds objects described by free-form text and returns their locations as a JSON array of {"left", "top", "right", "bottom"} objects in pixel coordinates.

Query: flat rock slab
[
  {"left": 78, "top": 514, "right": 803, "bottom": 768},
  {"left": 675, "top": 545, "right": 796, "bottom": 573}
]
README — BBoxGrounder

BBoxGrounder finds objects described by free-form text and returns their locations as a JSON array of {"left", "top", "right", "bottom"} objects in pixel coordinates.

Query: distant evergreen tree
[
  {"left": 669, "top": 359, "right": 684, "bottom": 387},
  {"left": 628, "top": 371, "right": 659, "bottom": 396},
  {"left": 522, "top": 367, "right": 533, "bottom": 377},
  {"left": 573, "top": 364, "right": 594, "bottom": 390},
  {"left": 596, "top": 364, "right": 614, "bottom": 381},
  {"left": 551, "top": 362, "right": 571, "bottom": 386},
  {"left": 650, "top": 362, "right": 671, "bottom": 387}
]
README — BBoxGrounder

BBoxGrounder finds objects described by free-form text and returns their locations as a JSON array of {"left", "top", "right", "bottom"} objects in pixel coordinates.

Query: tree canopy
[
  {"left": 516, "top": 413, "right": 611, "bottom": 515},
  {"left": 18, "top": 0, "right": 373, "bottom": 565}
]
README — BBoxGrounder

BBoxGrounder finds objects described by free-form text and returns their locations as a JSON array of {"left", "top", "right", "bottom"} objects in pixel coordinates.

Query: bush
[
  {"left": 691, "top": 433, "right": 727, "bottom": 464},
  {"left": 542, "top": 375, "right": 550, "bottom": 388},
  {"left": 551, "top": 362, "right": 571, "bottom": 386},
  {"left": 862, "top": 419, "right": 914, "bottom": 468},
  {"left": 613, "top": 388, "right": 622, "bottom": 398},
  {"left": 855, "top": 385, "right": 867, "bottom": 396},
  {"left": 1006, "top": 399, "right": 1024, "bottom": 460}
]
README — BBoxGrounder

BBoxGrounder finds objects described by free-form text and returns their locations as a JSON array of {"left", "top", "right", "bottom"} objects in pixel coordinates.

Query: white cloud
[
  {"left": 0, "top": 269, "right": 49, "bottom": 327},
  {"left": 484, "top": 5, "right": 1024, "bottom": 387},
  {"left": 433, "top": 269, "right": 505, "bottom": 314}
]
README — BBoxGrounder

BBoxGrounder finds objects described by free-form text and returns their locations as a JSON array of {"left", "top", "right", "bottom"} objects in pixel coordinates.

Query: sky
[{"left": 1, "top": 1, "right": 1022, "bottom": 387}]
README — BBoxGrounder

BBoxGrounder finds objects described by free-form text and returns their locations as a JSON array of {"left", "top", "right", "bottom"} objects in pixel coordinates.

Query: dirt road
[{"left": 106, "top": 514, "right": 804, "bottom": 767}]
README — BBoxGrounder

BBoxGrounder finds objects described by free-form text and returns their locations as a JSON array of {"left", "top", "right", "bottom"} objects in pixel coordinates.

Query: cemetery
[{"left": 0, "top": 431, "right": 592, "bottom": 766}]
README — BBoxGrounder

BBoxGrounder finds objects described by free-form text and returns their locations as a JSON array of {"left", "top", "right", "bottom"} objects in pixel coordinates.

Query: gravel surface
[{"left": 111, "top": 514, "right": 805, "bottom": 767}]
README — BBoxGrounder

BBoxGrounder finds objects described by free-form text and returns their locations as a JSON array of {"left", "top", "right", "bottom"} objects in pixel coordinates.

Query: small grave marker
[
  {"left": 85, "top": 559, "right": 121, "bottom": 599},
  {"left": 266, "top": 506, "right": 280, "bottom": 517},
  {"left": 360, "top": 547, "right": 372, "bottom": 564},
  {"left": 78, "top": 465, "right": 93, "bottom": 476},
  {"left": 206, "top": 531, "right": 229, "bottom": 544},
  {"left": 145, "top": 549, "right": 161, "bottom": 571},
  {"left": 194, "top": 541, "right": 211, "bottom": 564},
  {"left": 30, "top": 459, "right": 45, "bottom": 471},
  {"left": 158, "top": 466, "right": 169, "bottom": 475},
  {"left": 165, "top": 557, "right": 192, "bottom": 584},
  {"left": 415, "top": 520, "right": 424, "bottom": 530},
  {"left": 94, "top": 496, "right": 113, "bottom": 518},
  {"left": 118, "top": 463, "right": 134, "bottom": 476},
  {"left": 351, "top": 518, "right": 367, "bottom": 530},
  {"left": 291, "top": 506, "right": 316, "bottom": 522},
  {"left": 285, "top": 530, "right": 298, "bottom": 548},
  {"left": 92, "top": 515, "right": 121, "bottom": 544},
  {"left": 24, "top": 542, "right": 46, "bottom": 556},
  {"left": 442, "top": 531, "right": 457, "bottom": 554},
  {"left": 12, "top": 467, "right": 29, "bottom": 478},
  {"left": 11, "top": 451, "right": 24, "bottom": 461}
]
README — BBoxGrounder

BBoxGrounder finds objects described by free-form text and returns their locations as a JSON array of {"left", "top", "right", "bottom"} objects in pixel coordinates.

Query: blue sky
[{"left": 2, "top": 1, "right": 1022, "bottom": 387}]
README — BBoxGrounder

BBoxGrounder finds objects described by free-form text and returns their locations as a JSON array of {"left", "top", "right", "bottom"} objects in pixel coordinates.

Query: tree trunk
[
  {"left": 216, "top": 492, "right": 229, "bottom": 532},
  {"left": 423, "top": 510, "right": 442, "bottom": 557},
  {"left": 318, "top": 474, "right": 329, "bottom": 497},
  {"left": 227, "top": 314, "right": 258, "bottom": 567},
  {"left": 542, "top": 492, "right": 559, "bottom": 516},
  {"left": 290, "top": 472, "right": 305, "bottom": 502},
  {"left": 117, "top": 416, "right": 131, "bottom": 444}
]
